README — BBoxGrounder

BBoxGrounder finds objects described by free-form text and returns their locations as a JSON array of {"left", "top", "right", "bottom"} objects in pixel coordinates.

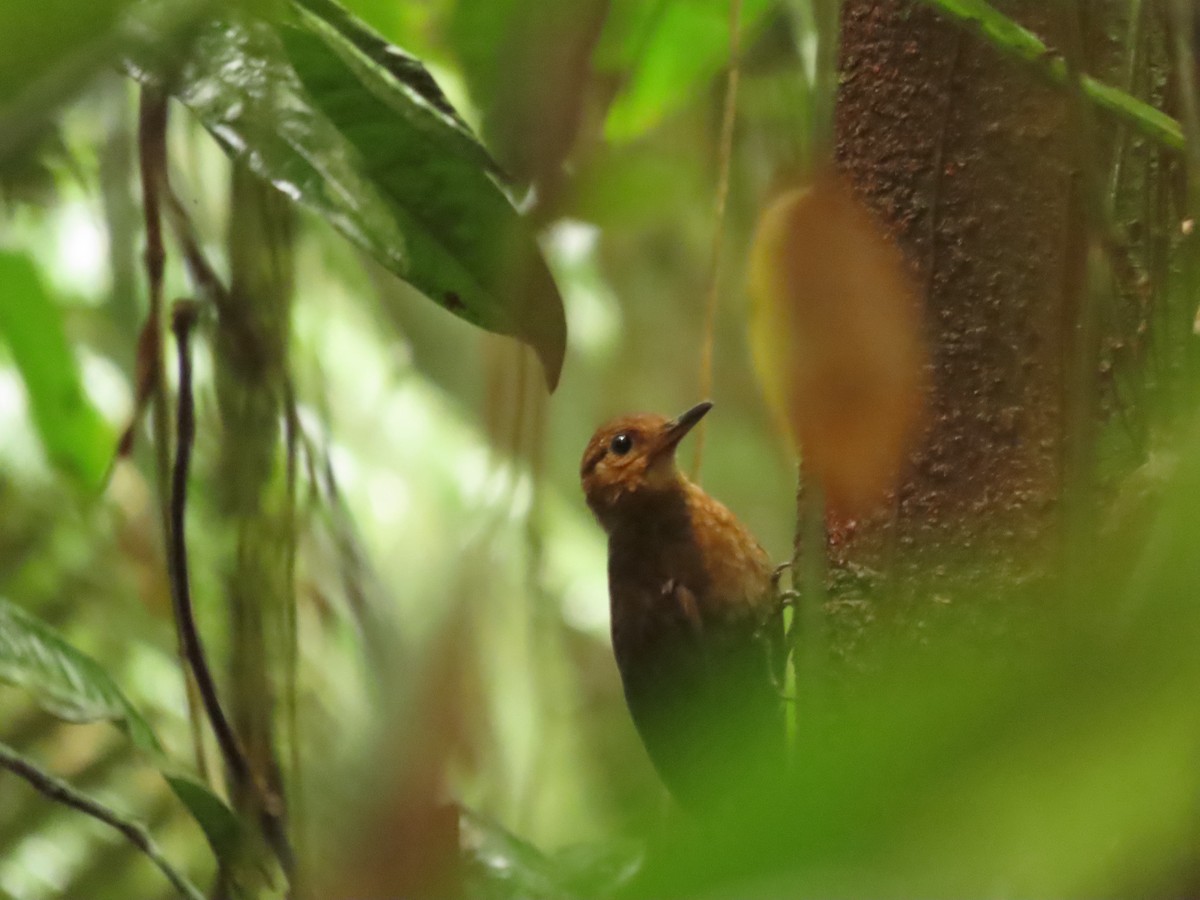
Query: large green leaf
[
  {"left": 286, "top": 0, "right": 565, "bottom": 387},
  {"left": 0, "top": 251, "right": 114, "bottom": 492},
  {"left": 293, "top": 0, "right": 495, "bottom": 174},
  {"left": 149, "top": 4, "right": 566, "bottom": 388}
]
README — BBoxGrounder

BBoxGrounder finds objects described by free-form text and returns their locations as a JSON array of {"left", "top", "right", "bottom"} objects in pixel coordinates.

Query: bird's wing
[{"left": 665, "top": 577, "right": 705, "bottom": 636}]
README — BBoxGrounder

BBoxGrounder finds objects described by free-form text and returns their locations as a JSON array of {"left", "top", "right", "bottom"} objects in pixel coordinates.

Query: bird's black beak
[{"left": 656, "top": 401, "right": 713, "bottom": 457}]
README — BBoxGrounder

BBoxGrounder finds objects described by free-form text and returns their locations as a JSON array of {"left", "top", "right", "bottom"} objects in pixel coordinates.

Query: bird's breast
[
  {"left": 605, "top": 488, "right": 770, "bottom": 671},
  {"left": 607, "top": 530, "right": 703, "bottom": 667}
]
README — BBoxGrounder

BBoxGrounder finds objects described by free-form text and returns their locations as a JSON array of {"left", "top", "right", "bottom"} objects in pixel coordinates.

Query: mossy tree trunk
[{"left": 215, "top": 161, "right": 296, "bottom": 866}]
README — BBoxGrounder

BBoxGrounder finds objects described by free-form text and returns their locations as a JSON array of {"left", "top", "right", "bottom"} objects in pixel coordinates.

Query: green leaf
[
  {"left": 166, "top": 773, "right": 287, "bottom": 899},
  {"left": 0, "top": 251, "right": 114, "bottom": 492},
  {"left": 164, "top": 770, "right": 290, "bottom": 896},
  {"left": 600, "top": 0, "right": 773, "bottom": 143},
  {"left": 917, "top": 0, "right": 1183, "bottom": 152},
  {"left": 164, "top": 773, "right": 241, "bottom": 858},
  {"left": 0, "top": 596, "right": 155, "bottom": 744},
  {"left": 170, "top": 776, "right": 287, "bottom": 900},
  {"left": 0, "top": 597, "right": 261, "bottom": 880},
  {"left": 293, "top": 0, "right": 495, "bottom": 174},
  {"left": 285, "top": 1, "right": 566, "bottom": 387},
  {"left": 149, "top": 5, "right": 566, "bottom": 388}
]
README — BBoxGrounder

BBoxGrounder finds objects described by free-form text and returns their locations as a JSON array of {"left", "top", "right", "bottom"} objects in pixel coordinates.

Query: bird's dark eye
[{"left": 610, "top": 433, "right": 633, "bottom": 456}]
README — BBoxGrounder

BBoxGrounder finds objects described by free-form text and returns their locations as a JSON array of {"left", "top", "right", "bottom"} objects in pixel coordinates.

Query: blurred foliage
[
  {"left": 0, "top": 252, "right": 112, "bottom": 492},
  {"left": 0, "top": 0, "right": 1198, "bottom": 898},
  {"left": 598, "top": 0, "right": 775, "bottom": 143}
]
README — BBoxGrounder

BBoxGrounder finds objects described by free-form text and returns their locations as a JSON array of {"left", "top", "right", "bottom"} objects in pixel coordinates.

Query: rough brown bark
[{"left": 833, "top": 1, "right": 1088, "bottom": 585}]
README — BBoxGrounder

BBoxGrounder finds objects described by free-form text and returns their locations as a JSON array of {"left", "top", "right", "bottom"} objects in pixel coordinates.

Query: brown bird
[{"left": 580, "top": 401, "right": 785, "bottom": 811}]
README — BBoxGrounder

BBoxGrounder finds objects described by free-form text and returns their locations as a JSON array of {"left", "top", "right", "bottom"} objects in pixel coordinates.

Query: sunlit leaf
[
  {"left": 293, "top": 0, "right": 495, "bottom": 175},
  {"left": 0, "top": 596, "right": 146, "bottom": 735},
  {"left": 600, "top": 0, "right": 773, "bottom": 143},
  {"left": 0, "top": 251, "right": 114, "bottom": 492},
  {"left": 285, "top": 0, "right": 566, "bottom": 387}
]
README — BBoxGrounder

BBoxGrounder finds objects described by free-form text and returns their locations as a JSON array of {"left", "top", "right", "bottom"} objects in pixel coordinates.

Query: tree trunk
[
  {"left": 833, "top": 1, "right": 1090, "bottom": 598},
  {"left": 217, "top": 162, "right": 296, "bottom": 871}
]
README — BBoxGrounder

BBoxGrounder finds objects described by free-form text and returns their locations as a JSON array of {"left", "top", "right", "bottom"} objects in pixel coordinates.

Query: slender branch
[
  {"left": 168, "top": 301, "right": 253, "bottom": 790},
  {"left": 135, "top": 88, "right": 168, "bottom": 459},
  {"left": 810, "top": 0, "right": 840, "bottom": 153},
  {"left": 1056, "top": 7, "right": 1107, "bottom": 578},
  {"left": 1107, "top": 0, "right": 1147, "bottom": 202},
  {"left": 0, "top": 741, "right": 204, "bottom": 900},
  {"left": 172, "top": 302, "right": 297, "bottom": 878},
  {"left": 1165, "top": 5, "right": 1200, "bottom": 392},
  {"left": 1056, "top": 7, "right": 1150, "bottom": 307},
  {"left": 1101, "top": 0, "right": 1149, "bottom": 450},
  {"left": 163, "top": 187, "right": 231, "bottom": 309},
  {"left": 138, "top": 86, "right": 211, "bottom": 783},
  {"left": 282, "top": 376, "right": 306, "bottom": 892},
  {"left": 1168, "top": 2, "right": 1200, "bottom": 213},
  {"left": 691, "top": 0, "right": 743, "bottom": 478},
  {"left": 790, "top": 469, "right": 826, "bottom": 696}
]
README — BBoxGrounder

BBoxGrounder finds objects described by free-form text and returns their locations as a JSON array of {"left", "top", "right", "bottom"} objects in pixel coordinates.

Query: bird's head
[{"left": 580, "top": 401, "right": 712, "bottom": 532}]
